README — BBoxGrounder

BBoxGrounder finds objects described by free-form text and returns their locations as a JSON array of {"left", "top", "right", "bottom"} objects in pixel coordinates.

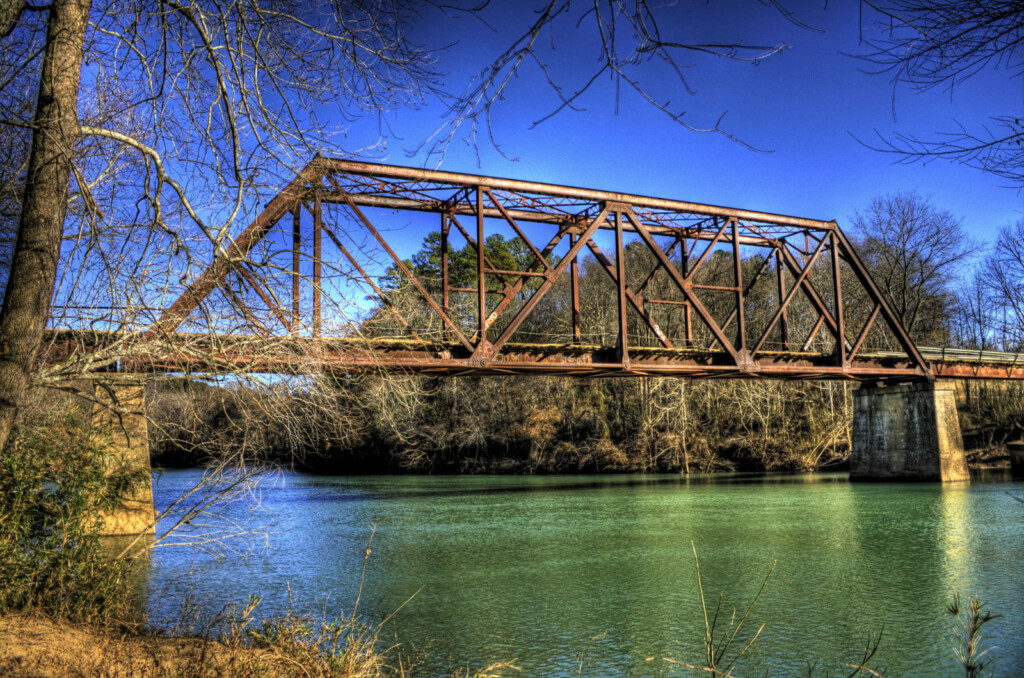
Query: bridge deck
[{"left": 40, "top": 331, "right": 1024, "bottom": 381}]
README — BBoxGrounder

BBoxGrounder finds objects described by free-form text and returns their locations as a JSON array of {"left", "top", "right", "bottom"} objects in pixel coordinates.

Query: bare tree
[
  {"left": 422, "top": 0, "right": 814, "bottom": 162},
  {"left": 0, "top": 0, "right": 90, "bottom": 454},
  {"left": 0, "top": 0, "right": 457, "bottom": 456},
  {"left": 859, "top": 1, "right": 1024, "bottom": 186},
  {"left": 0, "top": 0, "right": 812, "bottom": 459},
  {"left": 952, "top": 267, "right": 995, "bottom": 350},
  {"left": 983, "top": 219, "right": 1024, "bottom": 350},
  {"left": 851, "top": 191, "right": 979, "bottom": 344}
]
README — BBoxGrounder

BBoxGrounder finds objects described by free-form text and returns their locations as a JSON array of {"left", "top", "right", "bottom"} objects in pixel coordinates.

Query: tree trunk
[{"left": 0, "top": 0, "right": 91, "bottom": 454}]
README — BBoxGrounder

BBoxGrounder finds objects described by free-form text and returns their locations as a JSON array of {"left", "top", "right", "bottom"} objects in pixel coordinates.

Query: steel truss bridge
[{"left": 43, "top": 158, "right": 1024, "bottom": 382}]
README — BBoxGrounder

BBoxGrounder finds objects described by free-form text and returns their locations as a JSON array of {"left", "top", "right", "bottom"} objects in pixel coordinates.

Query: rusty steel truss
[{"left": 59, "top": 156, "right": 1011, "bottom": 381}]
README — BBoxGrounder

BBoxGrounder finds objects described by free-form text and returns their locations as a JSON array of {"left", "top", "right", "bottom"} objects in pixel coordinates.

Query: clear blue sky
[{"left": 337, "top": 1, "right": 1021, "bottom": 249}]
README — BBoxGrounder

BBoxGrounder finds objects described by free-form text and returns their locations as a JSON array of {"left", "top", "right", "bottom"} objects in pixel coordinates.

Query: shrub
[{"left": 0, "top": 408, "right": 147, "bottom": 626}]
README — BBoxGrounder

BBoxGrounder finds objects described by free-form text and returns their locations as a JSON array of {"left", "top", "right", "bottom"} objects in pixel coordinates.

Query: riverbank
[
  {"left": 0, "top": 613, "right": 227, "bottom": 678},
  {"left": 152, "top": 446, "right": 1010, "bottom": 475},
  {"left": 0, "top": 612, "right": 488, "bottom": 678},
  {"left": 146, "top": 375, "right": 1023, "bottom": 477}
]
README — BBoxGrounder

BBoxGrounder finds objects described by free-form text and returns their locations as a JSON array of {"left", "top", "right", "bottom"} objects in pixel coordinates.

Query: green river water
[{"left": 148, "top": 471, "right": 1024, "bottom": 676}]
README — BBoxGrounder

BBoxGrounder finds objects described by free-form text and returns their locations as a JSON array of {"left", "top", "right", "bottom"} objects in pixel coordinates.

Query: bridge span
[{"left": 49, "top": 159, "right": 1019, "bottom": 533}]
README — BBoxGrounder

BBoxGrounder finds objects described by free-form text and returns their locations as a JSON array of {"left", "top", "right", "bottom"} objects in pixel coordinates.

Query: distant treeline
[{"left": 146, "top": 375, "right": 1021, "bottom": 473}]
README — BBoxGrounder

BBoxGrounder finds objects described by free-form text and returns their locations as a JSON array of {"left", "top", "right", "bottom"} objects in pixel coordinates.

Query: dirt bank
[{"left": 1, "top": 614, "right": 269, "bottom": 678}]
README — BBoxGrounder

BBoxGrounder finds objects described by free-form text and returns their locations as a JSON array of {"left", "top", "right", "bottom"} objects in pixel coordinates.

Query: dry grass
[{"left": 0, "top": 609, "right": 519, "bottom": 678}]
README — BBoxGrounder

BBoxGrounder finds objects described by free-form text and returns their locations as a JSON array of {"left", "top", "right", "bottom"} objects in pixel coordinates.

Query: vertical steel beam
[
  {"left": 615, "top": 210, "right": 629, "bottom": 365},
  {"left": 709, "top": 249, "right": 778, "bottom": 351},
  {"left": 731, "top": 218, "right": 746, "bottom": 353},
  {"left": 441, "top": 211, "right": 450, "bottom": 319},
  {"left": 681, "top": 237, "right": 693, "bottom": 347},
  {"left": 476, "top": 186, "right": 486, "bottom": 345},
  {"left": 570, "top": 232, "right": 581, "bottom": 344},
  {"left": 831, "top": 232, "right": 847, "bottom": 370},
  {"left": 291, "top": 205, "right": 301, "bottom": 332},
  {"left": 776, "top": 249, "right": 789, "bottom": 350},
  {"left": 313, "top": 189, "right": 322, "bottom": 339},
  {"left": 584, "top": 239, "right": 674, "bottom": 348}
]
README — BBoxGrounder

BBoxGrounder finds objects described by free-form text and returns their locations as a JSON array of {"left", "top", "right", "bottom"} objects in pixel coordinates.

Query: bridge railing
[{"left": 871, "top": 347, "right": 1024, "bottom": 365}]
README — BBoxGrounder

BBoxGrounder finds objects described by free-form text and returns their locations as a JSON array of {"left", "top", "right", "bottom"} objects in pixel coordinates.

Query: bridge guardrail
[{"left": 868, "top": 347, "right": 1024, "bottom": 365}]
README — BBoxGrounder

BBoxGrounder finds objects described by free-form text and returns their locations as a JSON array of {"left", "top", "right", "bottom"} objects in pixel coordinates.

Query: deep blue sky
[{"left": 338, "top": 1, "right": 1021, "bottom": 248}]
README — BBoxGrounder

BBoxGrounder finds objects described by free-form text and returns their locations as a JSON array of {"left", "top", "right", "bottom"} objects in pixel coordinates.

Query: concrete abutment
[
  {"left": 850, "top": 381, "right": 969, "bottom": 482},
  {"left": 91, "top": 381, "right": 155, "bottom": 535}
]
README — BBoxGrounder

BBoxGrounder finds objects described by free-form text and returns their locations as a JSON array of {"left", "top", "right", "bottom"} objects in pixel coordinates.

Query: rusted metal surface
[
  {"left": 319, "top": 158, "right": 833, "bottom": 230},
  {"left": 570, "top": 232, "right": 581, "bottom": 344},
  {"left": 291, "top": 206, "right": 301, "bottom": 332},
  {"left": 39, "top": 330, "right": 1024, "bottom": 381},
  {"left": 313, "top": 190, "right": 322, "bottom": 339},
  {"left": 81, "top": 158, "right": 1023, "bottom": 381}
]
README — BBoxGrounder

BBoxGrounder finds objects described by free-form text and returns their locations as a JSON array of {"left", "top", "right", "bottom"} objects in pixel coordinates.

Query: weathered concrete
[
  {"left": 1009, "top": 441, "right": 1024, "bottom": 480},
  {"left": 92, "top": 382, "right": 155, "bottom": 535},
  {"left": 850, "top": 381, "right": 969, "bottom": 482}
]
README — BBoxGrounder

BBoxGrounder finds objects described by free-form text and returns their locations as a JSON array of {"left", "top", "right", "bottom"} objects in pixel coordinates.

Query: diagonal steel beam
[
  {"left": 802, "top": 315, "right": 826, "bottom": 353},
  {"left": 778, "top": 243, "right": 853, "bottom": 353},
  {"left": 683, "top": 218, "right": 730, "bottom": 285},
  {"left": 752, "top": 236, "right": 830, "bottom": 354},
  {"left": 341, "top": 194, "right": 474, "bottom": 352},
  {"left": 447, "top": 214, "right": 514, "bottom": 289},
  {"left": 218, "top": 273, "right": 271, "bottom": 337},
  {"left": 316, "top": 217, "right": 424, "bottom": 342},
  {"left": 150, "top": 156, "right": 323, "bottom": 336},
  {"left": 708, "top": 247, "right": 779, "bottom": 351},
  {"left": 832, "top": 227, "right": 931, "bottom": 377},
  {"left": 636, "top": 238, "right": 681, "bottom": 296},
  {"left": 622, "top": 208, "right": 743, "bottom": 366},
  {"left": 232, "top": 263, "right": 296, "bottom": 334},
  {"left": 849, "top": 303, "right": 881, "bottom": 363},
  {"left": 487, "top": 204, "right": 614, "bottom": 356},
  {"left": 484, "top": 227, "right": 570, "bottom": 331},
  {"left": 484, "top": 187, "right": 551, "bottom": 272},
  {"left": 585, "top": 239, "right": 674, "bottom": 348}
]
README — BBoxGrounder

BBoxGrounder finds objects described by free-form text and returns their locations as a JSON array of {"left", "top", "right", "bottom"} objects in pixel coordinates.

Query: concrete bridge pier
[
  {"left": 850, "top": 381, "right": 969, "bottom": 482},
  {"left": 91, "top": 381, "right": 155, "bottom": 535}
]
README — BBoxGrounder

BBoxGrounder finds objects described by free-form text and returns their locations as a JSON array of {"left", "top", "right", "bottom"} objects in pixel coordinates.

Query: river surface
[{"left": 146, "top": 471, "right": 1024, "bottom": 676}]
